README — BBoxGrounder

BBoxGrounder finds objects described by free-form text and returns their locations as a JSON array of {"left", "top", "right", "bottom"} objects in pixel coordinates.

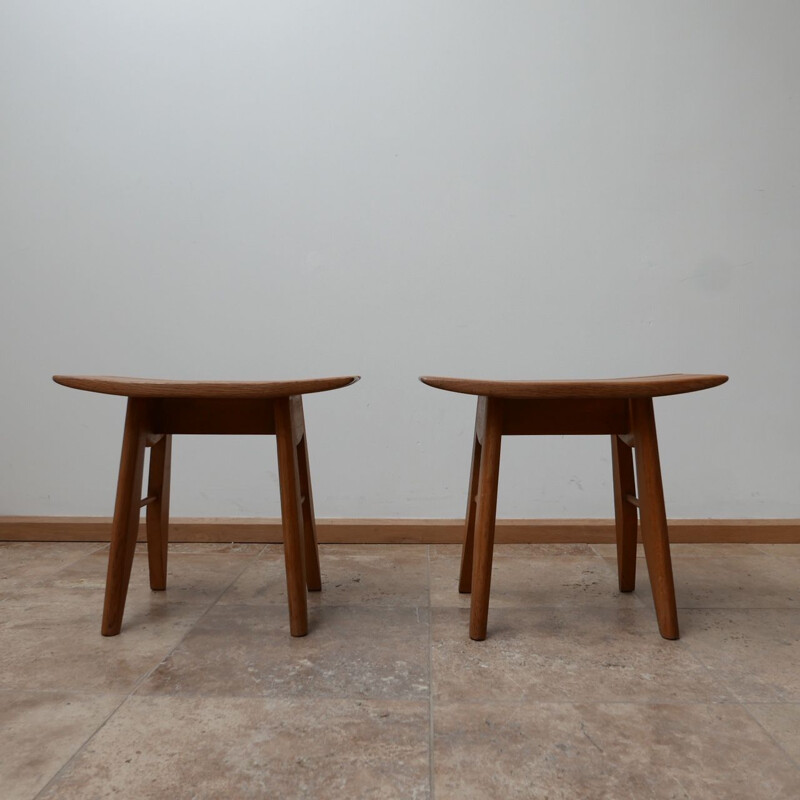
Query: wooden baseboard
[{"left": 1, "top": 516, "right": 799, "bottom": 544}]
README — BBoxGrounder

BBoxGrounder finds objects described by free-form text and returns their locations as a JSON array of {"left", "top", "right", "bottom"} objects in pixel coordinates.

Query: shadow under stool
[
  {"left": 53, "top": 375, "right": 360, "bottom": 637},
  {"left": 420, "top": 373, "right": 728, "bottom": 641}
]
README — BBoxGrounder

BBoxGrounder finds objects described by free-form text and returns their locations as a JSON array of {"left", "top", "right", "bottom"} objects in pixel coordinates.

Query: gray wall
[{"left": 1, "top": 1, "right": 798, "bottom": 519}]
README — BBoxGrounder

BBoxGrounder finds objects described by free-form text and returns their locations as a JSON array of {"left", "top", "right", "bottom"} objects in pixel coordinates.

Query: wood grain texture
[
  {"left": 153, "top": 398, "right": 276, "bottom": 435},
  {"left": 294, "top": 399, "right": 322, "bottom": 592},
  {"left": 470, "top": 398, "right": 503, "bottom": 641},
  {"left": 2, "top": 517, "right": 798, "bottom": 543},
  {"left": 53, "top": 376, "right": 349, "bottom": 638},
  {"left": 611, "top": 434, "right": 637, "bottom": 592},
  {"left": 53, "top": 375, "right": 360, "bottom": 398},
  {"left": 145, "top": 433, "right": 171, "bottom": 591},
  {"left": 101, "top": 398, "right": 148, "bottom": 636},
  {"left": 501, "top": 398, "right": 631, "bottom": 435},
  {"left": 419, "top": 373, "right": 728, "bottom": 399},
  {"left": 459, "top": 432, "right": 483, "bottom": 594},
  {"left": 274, "top": 397, "right": 309, "bottom": 637},
  {"left": 631, "top": 398, "right": 679, "bottom": 639}
]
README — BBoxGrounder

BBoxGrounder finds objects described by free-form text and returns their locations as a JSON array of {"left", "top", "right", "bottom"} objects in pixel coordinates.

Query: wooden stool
[
  {"left": 420, "top": 374, "right": 728, "bottom": 641},
  {"left": 53, "top": 375, "right": 359, "bottom": 637}
]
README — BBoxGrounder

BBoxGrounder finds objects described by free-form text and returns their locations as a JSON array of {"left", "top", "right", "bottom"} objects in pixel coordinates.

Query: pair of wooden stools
[{"left": 54, "top": 373, "right": 727, "bottom": 640}]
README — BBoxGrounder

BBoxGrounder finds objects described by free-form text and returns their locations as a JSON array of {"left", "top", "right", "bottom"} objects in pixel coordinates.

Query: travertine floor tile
[
  {"left": 38, "top": 695, "right": 430, "bottom": 800},
  {"left": 434, "top": 702, "right": 800, "bottom": 799},
  {"left": 257, "top": 543, "right": 285, "bottom": 558},
  {"left": 431, "top": 543, "right": 597, "bottom": 559},
  {"left": 20, "top": 551, "right": 254, "bottom": 607},
  {"left": 591, "top": 542, "right": 763, "bottom": 558},
  {"left": 0, "top": 543, "right": 103, "bottom": 598},
  {"left": 0, "top": 542, "right": 103, "bottom": 573},
  {"left": 93, "top": 542, "right": 266, "bottom": 555},
  {"left": 5, "top": 542, "right": 800, "bottom": 798},
  {"left": 137, "top": 542, "right": 266, "bottom": 555},
  {"left": 0, "top": 690, "right": 122, "bottom": 800},
  {"left": 745, "top": 704, "right": 800, "bottom": 765},
  {"left": 138, "top": 603, "right": 429, "bottom": 700},
  {"left": 752, "top": 544, "right": 800, "bottom": 557},
  {"left": 610, "top": 555, "right": 800, "bottom": 609},
  {"left": 430, "top": 555, "right": 638, "bottom": 609},
  {"left": 0, "top": 598, "right": 205, "bottom": 692},
  {"left": 219, "top": 545, "right": 429, "bottom": 607},
  {"left": 432, "top": 606, "right": 728, "bottom": 704},
  {"left": 318, "top": 544, "right": 428, "bottom": 558},
  {"left": 681, "top": 609, "right": 800, "bottom": 701}
]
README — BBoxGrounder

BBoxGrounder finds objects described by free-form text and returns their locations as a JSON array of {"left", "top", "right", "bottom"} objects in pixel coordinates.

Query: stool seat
[
  {"left": 422, "top": 371, "right": 728, "bottom": 641},
  {"left": 55, "top": 373, "right": 359, "bottom": 638},
  {"left": 53, "top": 375, "right": 359, "bottom": 398},
  {"left": 420, "top": 373, "right": 727, "bottom": 399}
]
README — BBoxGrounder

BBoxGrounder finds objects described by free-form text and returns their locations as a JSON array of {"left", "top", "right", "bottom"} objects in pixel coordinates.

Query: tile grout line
[
  {"left": 32, "top": 550, "right": 257, "bottom": 799},
  {"left": 740, "top": 704, "right": 800, "bottom": 773},
  {"left": 16, "top": 544, "right": 800, "bottom": 794},
  {"left": 663, "top": 603, "right": 800, "bottom": 774},
  {"left": 31, "top": 688, "right": 132, "bottom": 799},
  {"left": 427, "top": 545, "right": 435, "bottom": 800},
  {"left": 20, "top": 690, "right": 751, "bottom": 705},
  {"left": 124, "top": 551, "right": 257, "bottom": 693}
]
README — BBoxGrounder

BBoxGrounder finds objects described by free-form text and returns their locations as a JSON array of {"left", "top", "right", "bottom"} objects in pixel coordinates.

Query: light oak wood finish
[
  {"left": 295, "top": 403, "right": 322, "bottom": 592},
  {"left": 611, "top": 433, "right": 637, "bottom": 592},
  {"left": 145, "top": 433, "right": 171, "bottom": 591},
  {"left": 52, "top": 375, "right": 358, "bottom": 398},
  {"left": 102, "top": 399, "right": 148, "bottom": 636},
  {"left": 54, "top": 375, "right": 359, "bottom": 637},
  {"left": 458, "top": 431, "right": 482, "bottom": 593},
  {"left": 420, "top": 374, "right": 728, "bottom": 399},
  {"left": 630, "top": 397, "right": 679, "bottom": 639},
  {"left": 469, "top": 398, "right": 503, "bottom": 641},
  {"left": 421, "top": 373, "right": 728, "bottom": 640},
  {"left": 274, "top": 397, "right": 309, "bottom": 636},
  {"left": 458, "top": 397, "right": 489, "bottom": 591}
]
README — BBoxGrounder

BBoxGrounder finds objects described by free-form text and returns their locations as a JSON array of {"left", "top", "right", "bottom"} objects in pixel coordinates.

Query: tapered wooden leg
[
  {"left": 459, "top": 412, "right": 483, "bottom": 593},
  {"left": 611, "top": 433, "right": 637, "bottom": 592},
  {"left": 102, "top": 398, "right": 149, "bottom": 636},
  {"left": 275, "top": 397, "right": 309, "bottom": 636},
  {"left": 146, "top": 434, "right": 172, "bottom": 591},
  {"left": 631, "top": 398, "right": 679, "bottom": 640},
  {"left": 296, "top": 424, "right": 322, "bottom": 592},
  {"left": 469, "top": 398, "right": 503, "bottom": 641}
]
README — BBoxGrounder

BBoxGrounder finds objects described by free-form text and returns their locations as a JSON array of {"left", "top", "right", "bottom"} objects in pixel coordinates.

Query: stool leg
[
  {"left": 296, "top": 427, "right": 322, "bottom": 592},
  {"left": 275, "top": 397, "right": 309, "bottom": 637},
  {"left": 146, "top": 434, "right": 172, "bottom": 591},
  {"left": 470, "top": 398, "right": 503, "bottom": 641},
  {"left": 459, "top": 426, "right": 482, "bottom": 593},
  {"left": 102, "top": 398, "right": 148, "bottom": 636},
  {"left": 630, "top": 398, "right": 679, "bottom": 640},
  {"left": 611, "top": 434, "right": 637, "bottom": 592}
]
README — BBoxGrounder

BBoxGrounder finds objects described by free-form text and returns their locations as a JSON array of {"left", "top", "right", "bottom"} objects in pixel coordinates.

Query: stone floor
[{"left": 2, "top": 540, "right": 800, "bottom": 799}]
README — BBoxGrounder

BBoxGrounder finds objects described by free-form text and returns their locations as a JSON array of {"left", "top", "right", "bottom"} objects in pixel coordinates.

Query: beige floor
[{"left": 2, "top": 541, "right": 800, "bottom": 799}]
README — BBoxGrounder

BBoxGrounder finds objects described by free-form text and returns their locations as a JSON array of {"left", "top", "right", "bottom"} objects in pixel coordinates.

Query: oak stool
[
  {"left": 53, "top": 375, "right": 360, "bottom": 637},
  {"left": 420, "top": 374, "right": 728, "bottom": 641}
]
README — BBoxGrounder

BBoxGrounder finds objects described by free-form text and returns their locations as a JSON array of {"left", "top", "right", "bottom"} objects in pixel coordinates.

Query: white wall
[{"left": 1, "top": 1, "right": 798, "bottom": 520}]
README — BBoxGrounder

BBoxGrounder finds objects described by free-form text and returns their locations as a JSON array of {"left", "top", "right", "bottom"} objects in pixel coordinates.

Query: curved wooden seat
[
  {"left": 53, "top": 375, "right": 360, "bottom": 398},
  {"left": 419, "top": 373, "right": 727, "bottom": 400}
]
